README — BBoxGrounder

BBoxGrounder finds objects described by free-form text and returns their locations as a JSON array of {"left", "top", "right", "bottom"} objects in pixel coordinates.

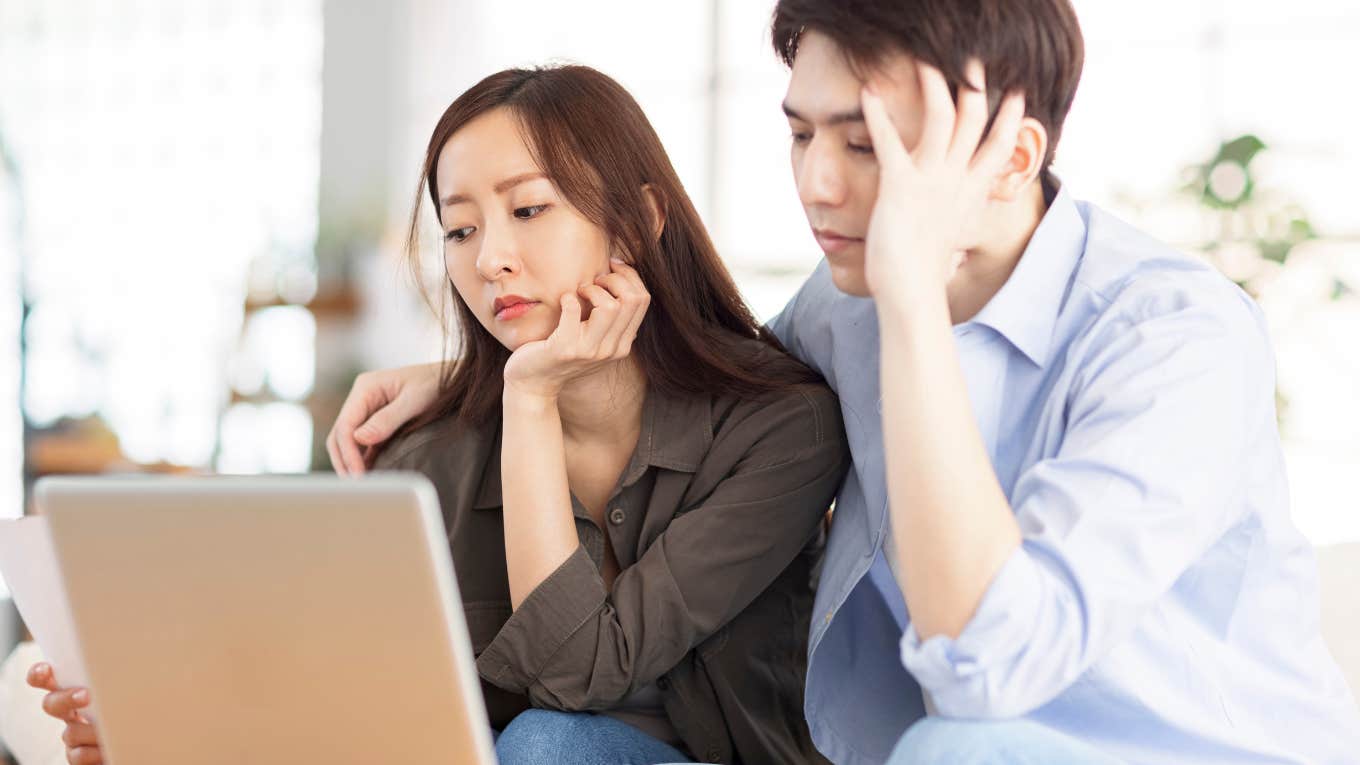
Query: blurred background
[{"left": 0, "top": 1, "right": 1357, "bottom": 745}]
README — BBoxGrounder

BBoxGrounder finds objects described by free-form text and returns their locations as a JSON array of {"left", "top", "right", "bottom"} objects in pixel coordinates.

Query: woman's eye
[
  {"left": 513, "top": 204, "right": 548, "bottom": 220},
  {"left": 445, "top": 226, "right": 474, "bottom": 243}
]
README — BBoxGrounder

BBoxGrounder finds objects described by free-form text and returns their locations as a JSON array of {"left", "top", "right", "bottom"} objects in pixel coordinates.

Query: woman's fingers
[
  {"left": 62, "top": 720, "right": 101, "bottom": 748},
  {"left": 27, "top": 662, "right": 59, "bottom": 692},
  {"left": 66, "top": 745, "right": 104, "bottom": 765},
  {"left": 577, "top": 283, "right": 622, "bottom": 353},
  {"left": 550, "top": 292, "right": 585, "bottom": 353},
  {"left": 593, "top": 272, "right": 634, "bottom": 301},
  {"left": 42, "top": 687, "right": 90, "bottom": 722},
  {"left": 597, "top": 265, "right": 649, "bottom": 355}
]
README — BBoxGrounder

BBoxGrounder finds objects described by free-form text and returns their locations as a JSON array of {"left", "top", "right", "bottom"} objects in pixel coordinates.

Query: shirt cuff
[
  {"left": 898, "top": 545, "right": 1041, "bottom": 716},
  {"left": 476, "top": 545, "right": 606, "bottom": 693}
]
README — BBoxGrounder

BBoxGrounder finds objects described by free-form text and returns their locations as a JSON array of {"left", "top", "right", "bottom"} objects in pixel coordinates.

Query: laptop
[{"left": 36, "top": 473, "right": 497, "bottom": 765}]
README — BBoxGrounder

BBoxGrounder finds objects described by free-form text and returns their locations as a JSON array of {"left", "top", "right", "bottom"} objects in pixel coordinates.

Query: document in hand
[{"left": 0, "top": 515, "right": 93, "bottom": 710}]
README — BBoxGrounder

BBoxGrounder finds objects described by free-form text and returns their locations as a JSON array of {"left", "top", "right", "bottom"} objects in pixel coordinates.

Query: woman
[{"left": 30, "top": 65, "right": 848, "bottom": 765}]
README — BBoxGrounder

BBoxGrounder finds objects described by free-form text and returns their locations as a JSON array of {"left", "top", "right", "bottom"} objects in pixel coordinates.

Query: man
[{"left": 328, "top": 1, "right": 1360, "bottom": 761}]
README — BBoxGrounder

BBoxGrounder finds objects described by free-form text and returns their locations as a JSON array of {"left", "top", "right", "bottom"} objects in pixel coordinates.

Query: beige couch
[{"left": 1319, "top": 542, "right": 1360, "bottom": 697}]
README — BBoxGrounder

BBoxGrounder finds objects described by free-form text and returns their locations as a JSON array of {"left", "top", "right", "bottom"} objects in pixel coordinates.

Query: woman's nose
[{"left": 475, "top": 226, "right": 521, "bottom": 280}]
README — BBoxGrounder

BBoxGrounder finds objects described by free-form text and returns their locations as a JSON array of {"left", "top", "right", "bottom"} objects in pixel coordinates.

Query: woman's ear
[
  {"left": 641, "top": 183, "right": 666, "bottom": 242},
  {"left": 989, "top": 117, "right": 1048, "bottom": 203}
]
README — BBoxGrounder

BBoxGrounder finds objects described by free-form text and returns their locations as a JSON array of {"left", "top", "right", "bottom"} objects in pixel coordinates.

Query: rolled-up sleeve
[
  {"left": 900, "top": 293, "right": 1271, "bottom": 718},
  {"left": 476, "top": 386, "right": 849, "bottom": 711}
]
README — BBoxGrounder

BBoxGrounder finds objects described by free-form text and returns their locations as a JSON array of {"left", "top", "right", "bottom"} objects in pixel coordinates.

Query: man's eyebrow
[
  {"left": 440, "top": 172, "right": 548, "bottom": 207},
  {"left": 781, "top": 102, "right": 865, "bottom": 126}
]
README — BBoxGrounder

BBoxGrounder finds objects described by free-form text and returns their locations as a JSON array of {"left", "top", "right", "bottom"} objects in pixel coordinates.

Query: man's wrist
[{"left": 874, "top": 284, "right": 950, "bottom": 333}]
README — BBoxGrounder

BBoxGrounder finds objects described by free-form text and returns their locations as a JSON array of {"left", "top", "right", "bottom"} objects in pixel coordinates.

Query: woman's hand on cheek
[{"left": 502, "top": 259, "right": 650, "bottom": 401}]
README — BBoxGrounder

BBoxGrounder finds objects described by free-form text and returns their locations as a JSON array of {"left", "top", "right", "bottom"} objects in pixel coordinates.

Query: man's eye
[
  {"left": 513, "top": 204, "right": 548, "bottom": 220},
  {"left": 445, "top": 226, "right": 474, "bottom": 243},
  {"left": 791, "top": 131, "right": 812, "bottom": 145},
  {"left": 847, "top": 142, "right": 875, "bottom": 155}
]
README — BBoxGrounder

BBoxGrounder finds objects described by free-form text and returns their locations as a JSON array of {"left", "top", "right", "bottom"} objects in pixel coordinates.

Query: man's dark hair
[{"left": 772, "top": 0, "right": 1084, "bottom": 185}]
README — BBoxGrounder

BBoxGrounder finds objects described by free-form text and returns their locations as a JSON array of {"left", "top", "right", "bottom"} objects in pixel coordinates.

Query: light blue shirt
[{"left": 768, "top": 188, "right": 1360, "bottom": 765}]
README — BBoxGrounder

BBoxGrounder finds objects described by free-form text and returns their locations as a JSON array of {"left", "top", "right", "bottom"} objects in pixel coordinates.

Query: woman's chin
[{"left": 498, "top": 327, "right": 553, "bottom": 352}]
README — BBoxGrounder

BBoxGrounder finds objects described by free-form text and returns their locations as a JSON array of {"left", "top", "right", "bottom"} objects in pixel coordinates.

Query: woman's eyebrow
[{"left": 441, "top": 172, "right": 549, "bottom": 208}]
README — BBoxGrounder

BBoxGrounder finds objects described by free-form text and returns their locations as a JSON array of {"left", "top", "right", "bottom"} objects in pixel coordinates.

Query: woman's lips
[
  {"left": 494, "top": 300, "right": 540, "bottom": 321},
  {"left": 813, "top": 228, "right": 864, "bottom": 256}
]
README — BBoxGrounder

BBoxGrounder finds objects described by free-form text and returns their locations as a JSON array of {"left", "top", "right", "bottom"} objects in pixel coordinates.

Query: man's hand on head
[{"left": 859, "top": 58, "right": 1025, "bottom": 312}]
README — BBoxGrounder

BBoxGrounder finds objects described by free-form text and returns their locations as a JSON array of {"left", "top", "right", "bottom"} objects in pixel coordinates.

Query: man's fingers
[
  {"left": 332, "top": 371, "right": 408, "bottom": 475},
  {"left": 352, "top": 402, "right": 416, "bottom": 453},
  {"left": 914, "top": 64, "right": 955, "bottom": 161},
  {"left": 950, "top": 59, "right": 990, "bottom": 164},
  {"left": 861, "top": 88, "right": 911, "bottom": 170},
  {"left": 43, "top": 688, "right": 90, "bottom": 722},
  {"left": 326, "top": 430, "right": 346, "bottom": 476},
  {"left": 972, "top": 91, "right": 1026, "bottom": 176}
]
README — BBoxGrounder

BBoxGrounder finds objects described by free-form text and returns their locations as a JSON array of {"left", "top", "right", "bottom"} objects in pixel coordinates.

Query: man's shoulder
[
  {"left": 771, "top": 262, "right": 875, "bottom": 356},
  {"left": 1074, "top": 202, "right": 1260, "bottom": 322},
  {"left": 1066, "top": 201, "right": 1268, "bottom": 358}
]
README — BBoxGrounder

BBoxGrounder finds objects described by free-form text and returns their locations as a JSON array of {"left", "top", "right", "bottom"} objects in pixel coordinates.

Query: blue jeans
[
  {"left": 886, "top": 718, "right": 1125, "bottom": 765},
  {"left": 495, "top": 709, "right": 691, "bottom": 765}
]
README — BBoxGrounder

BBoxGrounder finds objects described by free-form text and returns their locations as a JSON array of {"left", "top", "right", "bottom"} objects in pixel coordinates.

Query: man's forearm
[{"left": 877, "top": 294, "right": 1021, "bottom": 640}]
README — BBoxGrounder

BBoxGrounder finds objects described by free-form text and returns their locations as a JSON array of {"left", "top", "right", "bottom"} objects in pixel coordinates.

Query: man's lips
[
  {"left": 493, "top": 295, "right": 540, "bottom": 320},
  {"left": 812, "top": 228, "right": 864, "bottom": 255}
]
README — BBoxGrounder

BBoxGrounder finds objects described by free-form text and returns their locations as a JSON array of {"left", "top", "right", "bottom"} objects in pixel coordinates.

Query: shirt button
[
  {"left": 608, "top": 507, "right": 626, "bottom": 525},
  {"left": 824, "top": 610, "right": 834, "bottom": 624},
  {"left": 655, "top": 674, "right": 670, "bottom": 691},
  {"left": 706, "top": 749, "right": 722, "bottom": 762}
]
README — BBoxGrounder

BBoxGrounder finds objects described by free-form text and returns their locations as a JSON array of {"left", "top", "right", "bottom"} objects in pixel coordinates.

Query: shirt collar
[
  {"left": 967, "top": 185, "right": 1087, "bottom": 368},
  {"left": 473, "top": 387, "right": 713, "bottom": 510}
]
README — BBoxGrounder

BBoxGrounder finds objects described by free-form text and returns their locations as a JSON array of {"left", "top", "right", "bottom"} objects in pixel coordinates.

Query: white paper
[{"left": 0, "top": 517, "right": 91, "bottom": 693}]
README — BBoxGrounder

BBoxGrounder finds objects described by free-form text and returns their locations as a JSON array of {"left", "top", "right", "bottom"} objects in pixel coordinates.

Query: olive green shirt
[{"left": 373, "top": 373, "right": 848, "bottom": 764}]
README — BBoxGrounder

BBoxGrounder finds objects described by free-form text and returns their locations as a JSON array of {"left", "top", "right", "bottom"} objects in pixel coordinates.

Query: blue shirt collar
[{"left": 968, "top": 186, "right": 1087, "bottom": 368}]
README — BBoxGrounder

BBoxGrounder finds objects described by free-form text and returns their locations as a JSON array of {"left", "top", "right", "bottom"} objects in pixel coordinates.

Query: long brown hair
[{"left": 394, "top": 64, "right": 817, "bottom": 439}]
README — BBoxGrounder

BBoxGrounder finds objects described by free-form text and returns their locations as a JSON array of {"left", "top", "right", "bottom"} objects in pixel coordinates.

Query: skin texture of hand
[
  {"left": 860, "top": 59, "right": 1025, "bottom": 310},
  {"left": 500, "top": 258, "right": 650, "bottom": 608},
  {"left": 325, "top": 361, "right": 443, "bottom": 476},
  {"left": 866, "top": 58, "right": 1028, "bottom": 640},
  {"left": 501, "top": 259, "right": 650, "bottom": 403},
  {"left": 26, "top": 662, "right": 103, "bottom": 765}
]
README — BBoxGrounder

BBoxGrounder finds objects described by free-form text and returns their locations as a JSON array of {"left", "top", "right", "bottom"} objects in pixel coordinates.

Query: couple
[{"left": 32, "top": 1, "right": 1360, "bottom": 763}]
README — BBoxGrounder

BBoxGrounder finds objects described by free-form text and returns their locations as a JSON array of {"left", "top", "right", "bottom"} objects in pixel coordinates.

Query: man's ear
[
  {"left": 989, "top": 117, "right": 1048, "bottom": 202},
  {"left": 641, "top": 183, "right": 666, "bottom": 242}
]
